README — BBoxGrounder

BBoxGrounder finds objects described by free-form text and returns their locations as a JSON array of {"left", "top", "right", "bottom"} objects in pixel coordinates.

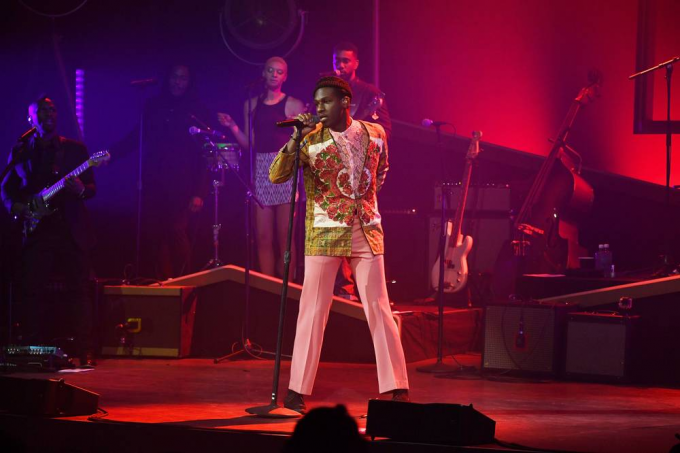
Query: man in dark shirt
[
  {"left": 332, "top": 41, "right": 391, "bottom": 140},
  {"left": 1, "top": 96, "right": 96, "bottom": 365},
  {"left": 332, "top": 41, "right": 393, "bottom": 299}
]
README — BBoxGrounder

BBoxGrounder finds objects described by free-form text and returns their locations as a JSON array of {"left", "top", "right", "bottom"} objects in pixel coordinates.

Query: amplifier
[
  {"left": 434, "top": 185, "right": 511, "bottom": 212},
  {"left": 482, "top": 301, "right": 574, "bottom": 376},
  {"left": 565, "top": 312, "right": 639, "bottom": 382},
  {"left": 100, "top": 286, "right": 197, "bottom": 358}
]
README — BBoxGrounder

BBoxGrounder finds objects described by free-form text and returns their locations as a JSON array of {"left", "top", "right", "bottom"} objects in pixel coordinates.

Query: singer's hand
[
  {"left": 292, "top": 113, "right": 317, "bottom": 139},
  {"left": 217, "top": 112, "right": 237, "bottom": 131}
]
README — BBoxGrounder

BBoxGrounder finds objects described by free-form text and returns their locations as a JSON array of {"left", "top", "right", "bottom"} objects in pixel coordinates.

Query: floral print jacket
[{"left": 269, "top": 120, "right": 389, "bottom": 256}]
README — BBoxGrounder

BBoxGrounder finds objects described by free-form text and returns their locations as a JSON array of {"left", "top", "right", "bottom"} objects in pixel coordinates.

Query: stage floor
[{"left": 3, "top": 355, "right": 680, "bottom": 453}]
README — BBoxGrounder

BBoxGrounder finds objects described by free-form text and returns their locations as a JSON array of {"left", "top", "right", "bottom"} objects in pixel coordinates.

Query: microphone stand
[
  {"left": 132, "top": 84, "right": 155, "bottom": 279},
  {"left": 0, "top": 140, "right": 27, "bottom": 349},
  {"left": 246, "top": 130, "right": 302, "bottom": 418},
  {"left": 417, "top": 124, "right": 459, "bottom": 374},
  {"left": 630, "top": 56, "right": 679, "bottom": 272},
  {"left": 214, "top": 88, "right": 262, "bottom": 363}
]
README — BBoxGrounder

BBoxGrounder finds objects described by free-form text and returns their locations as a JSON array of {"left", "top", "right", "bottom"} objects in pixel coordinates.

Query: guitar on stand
[
  {"left": 431, "top": 131, "right": 483, "bottom": 293},
  {"left": 418, "top": 130, "right": 483, "bottom": 375},
  {"left": 19, "top": 150, "right": 110, "bottom": 237}
]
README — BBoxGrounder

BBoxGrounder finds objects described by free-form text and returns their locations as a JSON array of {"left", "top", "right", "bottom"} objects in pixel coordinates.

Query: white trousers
[{"left": 288, "top": 222, "right": 409, "bottom": 395}]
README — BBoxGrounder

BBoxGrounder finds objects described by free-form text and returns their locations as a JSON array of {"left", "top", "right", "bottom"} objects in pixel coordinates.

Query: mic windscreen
[
  {"left": 421, "top": 118, "right": 434, "bottom": 128},
  {"left": 188, "top": 126, "right": 200, "bottom": 135}
]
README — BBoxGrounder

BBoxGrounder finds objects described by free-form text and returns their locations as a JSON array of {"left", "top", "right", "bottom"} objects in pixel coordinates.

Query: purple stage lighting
[{"left": 75, "top": 69, "right": 85, "bottom": 138}]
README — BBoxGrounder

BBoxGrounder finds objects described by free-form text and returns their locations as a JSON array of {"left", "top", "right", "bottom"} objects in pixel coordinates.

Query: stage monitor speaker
[
  {"left": 482, "top": 302, "right": 574, "bottom": 376},
  {"left": 565, "top": 312, "right": 638, "bottom": 382},
  {"left": 0, "top": 376, "right": 99, "bottom": 416},
  {"left": 365, "top": 399, "right": 495, "bottom": 446},
  {"left": 100, "top": 286, "right": 197, "bottom": 358}
]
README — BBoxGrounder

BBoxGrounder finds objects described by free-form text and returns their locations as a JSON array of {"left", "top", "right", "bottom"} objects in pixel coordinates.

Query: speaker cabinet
[
  {"left": 366, "top": 399, "right": 495, "bottom": 446},
  {"left": 0, "top": 376, "right": 99, "bottom": 416},
  {"left": 482, "top": 302, "right": 574, "bottom": 375},
  {"left": 100, "top": 286, "right": 197, "bottom": 358},
  {"left": 382, "top": 211, "right": 429, "bottom": 301},
  {"left": 434, "top": 185, "right": 511, "bottom": 212},
  {"left": 565, "top": 312, "right": 638, "bottom": 382}
]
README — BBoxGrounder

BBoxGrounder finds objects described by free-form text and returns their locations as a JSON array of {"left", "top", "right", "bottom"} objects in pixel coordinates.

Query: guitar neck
[
  {"left": 451, "top": 159, "right": 474, "bottom": 241},
  {"left": 41, "top": 160, "right": 92, "bottom": 202},
  {"left": 515, "top": 97, "right": 584, "bottom": 229}
]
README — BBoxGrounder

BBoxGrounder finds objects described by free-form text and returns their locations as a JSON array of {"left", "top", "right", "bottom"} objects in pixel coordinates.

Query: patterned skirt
[{"left": 255, "top": 151, "right": 294, "bottom": 207}]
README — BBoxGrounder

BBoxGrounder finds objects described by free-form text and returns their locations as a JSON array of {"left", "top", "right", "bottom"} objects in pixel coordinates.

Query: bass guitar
[
  {"left": 431, "top": 131, "right": 483, "bottom": 293},
  {"left": 21, "top": 150, "right": 110, "bottom": 236}
]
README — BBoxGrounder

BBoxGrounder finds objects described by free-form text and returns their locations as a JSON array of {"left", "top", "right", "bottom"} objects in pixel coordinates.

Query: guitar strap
[{"left": 52, "top": 136, "right": 65, "bottom": 177}]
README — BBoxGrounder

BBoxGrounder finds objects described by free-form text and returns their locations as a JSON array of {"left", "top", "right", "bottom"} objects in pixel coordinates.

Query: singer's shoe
[
  {"left": 391, "top": 389, "right": 410, "bottom": 402},
  {"left": 284, "top": 389, "right": 307, "bottom": 414}
]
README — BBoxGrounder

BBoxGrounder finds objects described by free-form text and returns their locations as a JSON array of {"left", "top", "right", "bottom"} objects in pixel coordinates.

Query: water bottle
[
  {"left": 594, "top": 244, "right": 605, "bottom": 270},
  {"left": 601, "top": 244, "right": 613, "bottom": 277}
]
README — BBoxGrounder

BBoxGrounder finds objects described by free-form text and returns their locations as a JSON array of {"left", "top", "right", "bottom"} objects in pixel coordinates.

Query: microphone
[
  {"left": 421, "top": 118, "right": 449, "bottom": 128},
  {"left": 276, "top": 115, "right": 320, "bottom": 128},
  {"left": 18, "top": 127, "right": 37, "bottom": 141},
  {"left": 188, "top": 126, "right": 228, "bottom": 140},
  {"left": 130, "top": 78, "right": 158, "bottom": 87}
]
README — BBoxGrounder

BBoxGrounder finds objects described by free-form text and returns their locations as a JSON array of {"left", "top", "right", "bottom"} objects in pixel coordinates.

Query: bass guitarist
[{"left": 1, "top": 96, "right": 97, "bottom": 367}]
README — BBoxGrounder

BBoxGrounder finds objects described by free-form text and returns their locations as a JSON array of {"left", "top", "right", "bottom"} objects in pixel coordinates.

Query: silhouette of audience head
[{"left": 282, "top": 404, "right": 367, "bottom": 453}]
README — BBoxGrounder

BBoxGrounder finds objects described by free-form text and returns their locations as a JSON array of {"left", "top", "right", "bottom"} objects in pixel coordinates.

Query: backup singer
[
  {"left": 1, "top": 96, "right": 96, "bottom": 366},
  {"left": 270, "top": 77, "right": 409, "bottom": 413},
  {"left": 139, "top": 64, "right": 209, "bottom": 279},
  {"left": 218, "top": 56, "right": 306, "bottom": 278}
]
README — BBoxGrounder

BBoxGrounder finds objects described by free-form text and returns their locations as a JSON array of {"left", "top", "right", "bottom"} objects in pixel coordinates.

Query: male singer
[{"left": 270, "top": 76, "right": 409, "bottom": 414}]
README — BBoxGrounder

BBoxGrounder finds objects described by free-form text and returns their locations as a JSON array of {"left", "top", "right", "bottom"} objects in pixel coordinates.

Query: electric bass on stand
[
  {"left": 493, "top": 74, "right": 598, "bottom": 299},
  {"left": 431, "top": 131, "right": 483, "bottom": 293}
]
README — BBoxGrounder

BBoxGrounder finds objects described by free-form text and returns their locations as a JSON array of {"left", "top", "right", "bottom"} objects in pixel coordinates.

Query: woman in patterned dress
[{"left": 218, "top": 57, "right": 306, "bottom": 277}]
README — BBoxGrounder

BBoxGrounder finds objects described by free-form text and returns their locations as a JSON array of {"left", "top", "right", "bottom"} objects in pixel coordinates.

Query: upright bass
[{"left": 495, "top": 74, "right": 599, "bottom": 295}]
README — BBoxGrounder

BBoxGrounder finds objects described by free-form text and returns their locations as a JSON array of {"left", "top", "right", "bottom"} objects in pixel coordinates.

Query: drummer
[{"left": 218, "top": 56, "right": 306, "bottom": 278}]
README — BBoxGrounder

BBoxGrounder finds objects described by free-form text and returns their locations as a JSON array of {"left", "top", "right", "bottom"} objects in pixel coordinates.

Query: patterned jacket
[{"left": 269, "top": 120, "right": 389, "bottom": 256}]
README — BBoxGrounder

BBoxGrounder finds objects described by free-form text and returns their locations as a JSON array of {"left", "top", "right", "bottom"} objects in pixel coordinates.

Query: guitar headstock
[
  {"left": 89, "top": 150, "right": 111, "bottom": 167},
  {"left": 466, "top": 131, "right": 483, "bottom": 159}
]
